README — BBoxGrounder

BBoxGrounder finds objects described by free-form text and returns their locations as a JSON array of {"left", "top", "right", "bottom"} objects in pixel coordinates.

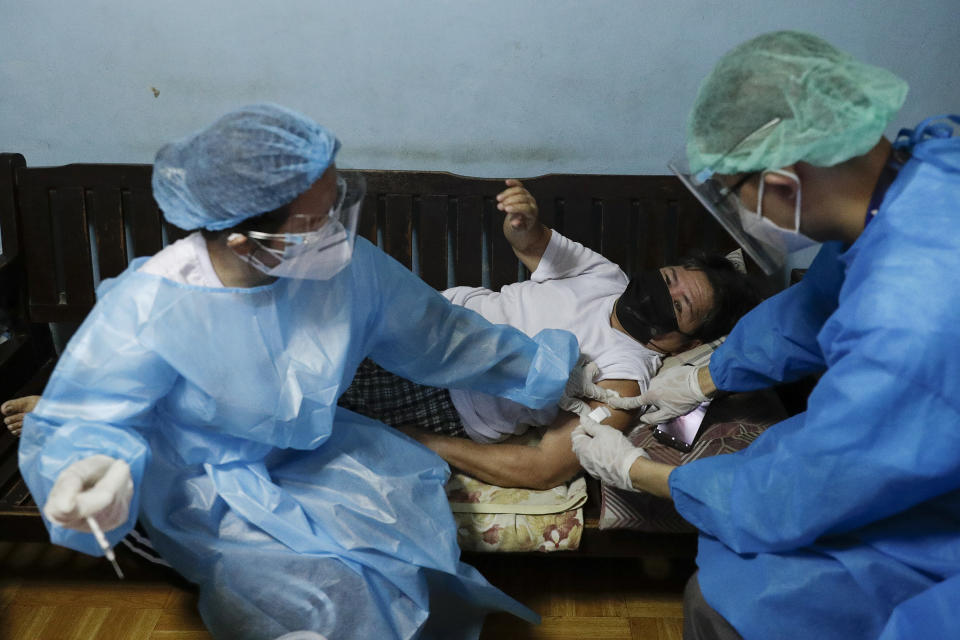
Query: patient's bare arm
[{"left": 407, "top": 379, "right": 641, "bottom": 490}]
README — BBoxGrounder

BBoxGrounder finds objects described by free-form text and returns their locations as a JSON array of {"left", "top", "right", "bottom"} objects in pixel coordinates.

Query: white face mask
[
  {"left": 234, "top": 220, "right": 353, "bottom": 280},
  {"left": 738, "top": 169, "right": 818, "bottom": 255},
  {"left": 231, "top": 171, "right": 366, "bottom": 281}
]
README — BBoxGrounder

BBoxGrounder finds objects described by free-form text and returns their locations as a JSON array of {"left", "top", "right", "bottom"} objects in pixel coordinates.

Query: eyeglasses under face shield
[
  {"left": 241, "top": 171, "right": 366, "bottom": 280},
  {"left": 669, "top": 118, "right": 786, "bottom": 275}
]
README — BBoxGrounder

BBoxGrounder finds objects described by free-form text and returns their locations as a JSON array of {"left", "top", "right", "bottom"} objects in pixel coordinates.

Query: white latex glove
[
  {"left": 43, "top": 455, "right": 134, "bottom": 533},
  {"left": 571, "top": 409, "right": 650, "bottom": 492},
  {"left": 559, "top": 356, "right": 619, "bottom": 416},
  {"left": 604, "top": 364, "right": 710, "bottom": 424},
  {"left": 558, "top": 395, "right": 593, "bottom": 418}
]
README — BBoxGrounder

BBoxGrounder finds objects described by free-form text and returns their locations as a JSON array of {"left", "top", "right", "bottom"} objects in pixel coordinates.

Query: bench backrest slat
[
  {"left": 87, "top": 187, "right": 128, "bottom": 285},
  {"left": 9, "top": 164, "right": 735, "bottom": 325},
  {"left": 0, "top": 154, "right": 24, "bottom": 263},
  {"left": 416, "top": 194, "right": 451, "bottom": 291}
]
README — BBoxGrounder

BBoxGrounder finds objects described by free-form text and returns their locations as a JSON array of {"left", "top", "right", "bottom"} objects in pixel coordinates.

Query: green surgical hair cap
[{"left": 687, "top": 31, "right": 908, "bottom": 175}]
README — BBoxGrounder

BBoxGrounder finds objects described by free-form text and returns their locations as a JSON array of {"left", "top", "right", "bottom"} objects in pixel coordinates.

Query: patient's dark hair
[{"left": 680, "top": 252, "right": 763, "bottom": 342}]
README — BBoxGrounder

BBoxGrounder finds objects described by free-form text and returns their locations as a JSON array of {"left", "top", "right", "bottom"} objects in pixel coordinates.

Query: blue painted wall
[{"left": 1, "top": 1, "right": 957, "bottom": 176}]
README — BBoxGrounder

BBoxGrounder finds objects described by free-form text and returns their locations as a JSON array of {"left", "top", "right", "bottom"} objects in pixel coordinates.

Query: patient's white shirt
[{"left": 444, "top": 231, "right": 661, "bottom": 443}]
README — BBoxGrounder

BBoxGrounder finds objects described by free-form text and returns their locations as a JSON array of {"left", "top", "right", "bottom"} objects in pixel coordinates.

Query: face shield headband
[
  {"left": 615, "top": 270, "right": 682, "bottom": 344},
  {"left": 668, "top": 118, "right": 786, "bottom": 274},
  {"left": 238, "top": 171, "right": 366, "bottom": 280}
]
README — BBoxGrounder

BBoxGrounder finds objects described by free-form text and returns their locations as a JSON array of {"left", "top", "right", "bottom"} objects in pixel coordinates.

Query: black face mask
[{"left": 615, "top": 270, "right": 679, "bottom": 343}]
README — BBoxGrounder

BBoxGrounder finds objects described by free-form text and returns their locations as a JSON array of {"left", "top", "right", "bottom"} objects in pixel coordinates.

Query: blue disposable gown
[
  {"left": 670, "top": 119, "right": 960, "bottom": 640},
  {"left": 19, "top": 236, "right": 578, "bottom": 640}
]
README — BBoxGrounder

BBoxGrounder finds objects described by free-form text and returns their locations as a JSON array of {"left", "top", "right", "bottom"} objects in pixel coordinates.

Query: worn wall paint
[{"left": 1, "top": 1, "right": 958, "bottom": 176}]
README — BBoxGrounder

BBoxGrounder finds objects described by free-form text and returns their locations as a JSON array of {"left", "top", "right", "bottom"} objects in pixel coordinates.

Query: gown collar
[{"left": 864, "top": 149, "right": 907, "bottom": 228}]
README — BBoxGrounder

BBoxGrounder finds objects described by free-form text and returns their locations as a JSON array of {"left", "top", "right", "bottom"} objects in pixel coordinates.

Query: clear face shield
[
  {"left": 237, "top": 171, "right": 366, "bottom": 281},
  {"left": 668, "top": 118, "right": 786, "bottom": 275}
]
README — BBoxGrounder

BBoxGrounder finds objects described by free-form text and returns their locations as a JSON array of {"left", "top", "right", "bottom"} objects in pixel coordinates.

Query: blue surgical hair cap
[{"left": 152, "top": 103, "right": 341, "bottom": 231}]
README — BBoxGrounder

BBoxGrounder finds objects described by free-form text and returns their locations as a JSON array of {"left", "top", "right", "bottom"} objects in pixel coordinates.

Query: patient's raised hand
[{"left": 497, "top": 179, "right": 539, "bottom": 231}]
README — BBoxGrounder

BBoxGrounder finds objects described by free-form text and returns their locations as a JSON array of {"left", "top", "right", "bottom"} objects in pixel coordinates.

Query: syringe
[{"left": 86, "top": 516, "right": 125, "bottom": 579}]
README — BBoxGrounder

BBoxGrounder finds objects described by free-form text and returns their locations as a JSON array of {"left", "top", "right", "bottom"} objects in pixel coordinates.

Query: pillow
[
  {"left": 446, "top": 431, "right": 588, "bottom": 552},
  {"left": 448, "top": 473, "right": 587, "bottom": 552},
  {"left": 725, "top": 248, "right": 747, "bottom": 274}
]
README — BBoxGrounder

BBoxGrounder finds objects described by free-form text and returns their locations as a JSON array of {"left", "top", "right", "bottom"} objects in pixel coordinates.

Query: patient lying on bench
[
  {"left": 338, "top": 180, "right": 760, "bottom": 490},
  {"left": 5, "top": 181, "right": 760, "bottom": 492}
]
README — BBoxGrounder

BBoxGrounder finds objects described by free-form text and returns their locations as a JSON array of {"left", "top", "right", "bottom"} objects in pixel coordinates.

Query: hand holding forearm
[
  {"left": 604, "top": 364, "right": 715, "bottom": 424},
  {"left": 559, "top": 356, "right": 623, "bottom": 417},
  {"left": 570, "top": 412, "right": 650, "bottom": 491},
  {"left": 570, "top": 415, "right": 675, "bottom": 498}
]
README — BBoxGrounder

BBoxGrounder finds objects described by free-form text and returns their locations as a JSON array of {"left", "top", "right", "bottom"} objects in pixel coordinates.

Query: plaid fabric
[{"left": 338, "top": 359, "right": 467, "bottom": 438}]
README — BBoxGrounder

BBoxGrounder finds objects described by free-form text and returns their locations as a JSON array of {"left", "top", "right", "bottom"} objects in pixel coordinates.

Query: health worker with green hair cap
[
  {"left": 18, "top": 103, "right": 591, "bottom": 639},
  {"left": 571, "top": 31, "right": 960, "bottom": 640}
]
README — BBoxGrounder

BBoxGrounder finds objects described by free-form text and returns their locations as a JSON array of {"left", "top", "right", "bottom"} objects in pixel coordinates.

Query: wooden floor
[
  {"left": 475, "top": 553, "right": 690, "bottom": 639},
  {"left": 0, "top": 541, "right": 693, "bottom": 639}
]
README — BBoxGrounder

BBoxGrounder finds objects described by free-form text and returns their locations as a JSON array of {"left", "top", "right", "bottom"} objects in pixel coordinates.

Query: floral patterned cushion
[{"left": 447, "top": 473, "right": 587, "bottom": 552}]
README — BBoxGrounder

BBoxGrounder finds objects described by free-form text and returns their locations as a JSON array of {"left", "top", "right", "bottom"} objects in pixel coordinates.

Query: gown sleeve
[
  {"left": 18, "top": 273, "right": 178, "bottom": 555},
  {"left": 670, "top": 253, "right": 960, "bottom": 553},
  {"left": 359, "top": 242, "right": 579, "bottom": 410},
  {"left": 877, "top": 574, "right": 960, "bottom": 640},
  {"left": 709, "top": 242, "right": 844, "bottom": 391}
]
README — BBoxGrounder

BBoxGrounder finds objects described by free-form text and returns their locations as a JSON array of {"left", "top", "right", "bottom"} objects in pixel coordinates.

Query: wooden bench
[{"left": 0, "top": 151, "right": 770, "bottom": 557}]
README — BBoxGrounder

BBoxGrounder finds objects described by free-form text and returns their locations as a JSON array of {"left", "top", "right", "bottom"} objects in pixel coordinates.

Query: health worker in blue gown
[
  {"left": 18, "top": 103, "right": 587, "bottom": 640},
  {"left": 571, "top": 31, "right": 960, "bottom": 640}
]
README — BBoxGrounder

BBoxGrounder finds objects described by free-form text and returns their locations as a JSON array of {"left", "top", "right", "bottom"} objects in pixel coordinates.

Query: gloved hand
[
  {"left": 43, "top": 455, "right": 134, "bottom": 533},
  {"left": 604, "top": 364, "right": 710, "bottom": 424},
  {"left": 558, "top": 395, "right": 593, "bottom": 418},
  {"left": 559, "top": 356, "right": 619, "bottom": 417},
  {"left": 571, "top": 412, "right": 650, "bottom": 492}
]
